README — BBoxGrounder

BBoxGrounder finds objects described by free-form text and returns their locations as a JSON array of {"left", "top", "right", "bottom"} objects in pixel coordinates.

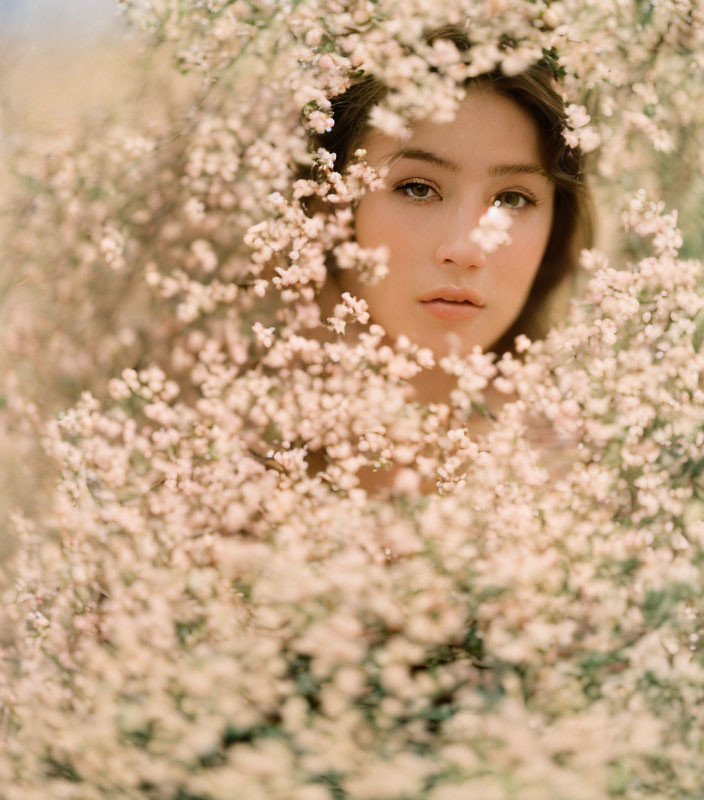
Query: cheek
[
  {"left": 504, "top": 212, "right": 553, "bottom": 277},
  {"left": 353, "top": 196, "right": 381, "bottom": 247},
  {"left": 354, "top": 195, "right": 411, "bottom": 253}
]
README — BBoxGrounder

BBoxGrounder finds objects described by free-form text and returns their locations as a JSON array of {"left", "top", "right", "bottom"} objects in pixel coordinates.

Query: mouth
[
  {"left": 427, "top": 299, "right": 475, "bottom": 305},
  {"left": 418, "top": 285, "right": 486, "bottom": 306},
  {"left": 418, "top": 285, "right": 485, "bottom": 321},
  {"left": 420, "top": 299, "right": 483, "bottom": 322}
]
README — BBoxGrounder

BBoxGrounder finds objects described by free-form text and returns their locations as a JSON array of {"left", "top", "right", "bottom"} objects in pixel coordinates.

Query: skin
[{"left": 331, "top": 85, "right": 555, "bottom": 405}]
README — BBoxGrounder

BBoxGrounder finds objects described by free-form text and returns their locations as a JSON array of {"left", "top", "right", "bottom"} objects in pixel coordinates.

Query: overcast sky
[{"left": 0, "top": 0, "right": 123, "bottom": 40}]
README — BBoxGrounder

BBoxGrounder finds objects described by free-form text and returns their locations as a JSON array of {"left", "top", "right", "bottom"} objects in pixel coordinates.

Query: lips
[
  {"left": 418, "top": 285, "right": 485, "bottom": 306},
  {"left": 418, "top": 285, "right": 485, "bottom": 323}
]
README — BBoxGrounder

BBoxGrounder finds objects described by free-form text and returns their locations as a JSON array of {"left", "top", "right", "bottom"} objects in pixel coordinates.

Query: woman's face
[{"left": 338, "top": 87, "right": 555, "bottom": 358}]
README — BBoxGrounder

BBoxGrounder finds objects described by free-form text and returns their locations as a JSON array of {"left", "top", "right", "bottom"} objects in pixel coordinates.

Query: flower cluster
[
  {"left": 469, "top": 205, "right": 513, "bottom": 254},
  {"left": 3, "top": 191, "right": 704, "bottom": 799},
  {"left": 2, "top": 1, "right": 704, "bottom": 798}
]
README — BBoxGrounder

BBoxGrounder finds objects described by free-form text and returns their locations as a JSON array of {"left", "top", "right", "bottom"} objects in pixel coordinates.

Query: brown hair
[{"left": 311, "top": 25, "right": 594, "bottom": 352}]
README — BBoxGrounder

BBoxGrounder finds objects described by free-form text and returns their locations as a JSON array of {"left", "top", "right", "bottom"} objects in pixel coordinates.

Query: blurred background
[
  {"left": 0, "top": 0, "right": 139, "bottom": 273},
  {"left": 0, "top": 2, "right": 138, "bottom": 537},
  {"left": 0, "top": 0, "right": 122, "bottom": 40},
  {"left": 1, "top": 0, "right": 129, "bottom": 134}
]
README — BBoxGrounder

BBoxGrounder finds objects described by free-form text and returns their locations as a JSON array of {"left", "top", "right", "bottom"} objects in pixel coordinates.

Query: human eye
[
  {"left": 394, "top": 179, "right": 440, "bottom": 202},
  {"left": 492, "top": 190, "right": 537, "bottom": 210}
]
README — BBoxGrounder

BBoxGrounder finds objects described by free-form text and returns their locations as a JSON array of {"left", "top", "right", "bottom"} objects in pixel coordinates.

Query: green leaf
[
  {"left": 43, "top": 755, "right": 81, "bottom": 782},
  {"left": 462, "top": 623, "right": 484, "bottom": 662},
  {"left": 693, "top": 309, "right": 704, "bottom": 352}
]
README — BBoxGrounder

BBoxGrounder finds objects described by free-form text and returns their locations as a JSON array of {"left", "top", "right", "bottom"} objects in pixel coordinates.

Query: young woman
[
  {"left": 314, "top": 25, "right": 594, "bottom": 409},
  {"left": 307, "top": 25, "right": 594, "bottom": 492}
]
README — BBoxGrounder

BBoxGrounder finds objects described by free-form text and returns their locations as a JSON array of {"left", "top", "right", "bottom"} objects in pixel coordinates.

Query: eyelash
[
  {"left": 393, "top": 179, "right": 538, "bottom": 210},
  {"left": 393, "top": 179, "right": 439, "bottom": 202}
]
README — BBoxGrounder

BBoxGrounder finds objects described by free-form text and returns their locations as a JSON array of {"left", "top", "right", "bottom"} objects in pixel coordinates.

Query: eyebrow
[
  {"left": 388, "top": 147, "right": 461, "bottom": 173},
  {"left": 388, "top": 147, "right": 549, "bottom": 180},
  {"left": 489, "top": 162, "right": 549, "bottom": 179}
]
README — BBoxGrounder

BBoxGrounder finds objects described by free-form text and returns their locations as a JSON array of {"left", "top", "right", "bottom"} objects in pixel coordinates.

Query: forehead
[{"left": 362, "top": 87, "right": 543, "bottom": 170}]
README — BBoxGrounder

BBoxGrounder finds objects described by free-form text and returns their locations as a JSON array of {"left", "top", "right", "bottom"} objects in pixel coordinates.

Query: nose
[{"left": 433, "top": 207, "right": 488, "bottom": 270}]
